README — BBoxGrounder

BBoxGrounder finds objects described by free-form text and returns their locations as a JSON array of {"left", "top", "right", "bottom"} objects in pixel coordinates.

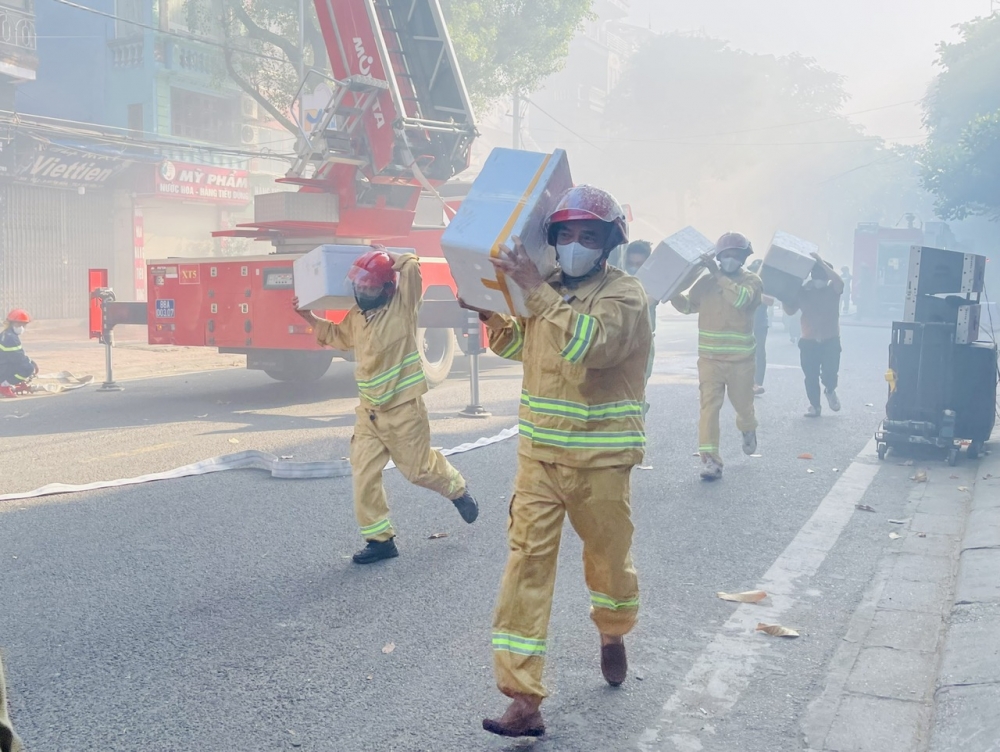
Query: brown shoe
[
  {"left": 601, "top": 641, "right": 628, "bottom": 686},
  {"left": 482, "top": 695, "right": 545, "bottom": 737}
]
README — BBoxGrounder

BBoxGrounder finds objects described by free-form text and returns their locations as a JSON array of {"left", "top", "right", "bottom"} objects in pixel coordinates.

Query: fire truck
[
  {"left": 852, "top": 217, "right": 957, "bottom": 319},
  {"left": 92, "top": 0, "right": 478, "bottom": 386}
]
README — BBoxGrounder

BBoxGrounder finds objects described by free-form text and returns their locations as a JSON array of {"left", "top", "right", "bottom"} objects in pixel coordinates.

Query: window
[
  {"left": 170, "top": 88, "right": 239, "bottom": 145},
  {"left": 114, "top": 0, "right": 142, "bottom": 38},
  {"left": 128, "top": 104, "right": 143, "bottom": 137}
]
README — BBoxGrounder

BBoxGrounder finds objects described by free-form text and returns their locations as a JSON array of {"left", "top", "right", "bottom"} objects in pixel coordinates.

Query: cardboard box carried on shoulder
[
  {"left": 441, "top": 148, "right": 572, "bottom": 317},
  {"left": 761, "top": 231, "right": 819, "bottom": 303},
  {"left": 293, "top": 244, "right": 407, "bottom": 311},
  {"left": 635, "top": 226, "right": 715, "bottom": 302}
]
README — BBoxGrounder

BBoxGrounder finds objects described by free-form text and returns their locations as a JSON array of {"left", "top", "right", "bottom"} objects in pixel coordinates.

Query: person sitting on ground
[{"left": 0, "top": 309, "right": 37, "bottom": 397}]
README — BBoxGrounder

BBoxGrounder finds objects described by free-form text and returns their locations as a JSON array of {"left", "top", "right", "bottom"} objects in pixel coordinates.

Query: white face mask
[
  {"left": 12, "top": 325, "right": 25, "bottom": 336},
  {"left": 556, "top": 242, "right": 604, "bottom": 278},
  {"left": 719, "top": 257, "right": 742, "bottom": 274}
]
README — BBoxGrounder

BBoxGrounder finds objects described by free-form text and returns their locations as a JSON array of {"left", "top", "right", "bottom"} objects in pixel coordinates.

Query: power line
[
  {"left": 0, "top": 111, "right": 296, "bottom": 164},
  {"left": 52, "top": 0, "right": 292, "bottom": 65}
]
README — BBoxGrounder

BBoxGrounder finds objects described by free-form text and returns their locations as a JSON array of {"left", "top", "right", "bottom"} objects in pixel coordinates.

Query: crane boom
[{"left": 217, "top": 0, "right": 478, "bottom": 246}]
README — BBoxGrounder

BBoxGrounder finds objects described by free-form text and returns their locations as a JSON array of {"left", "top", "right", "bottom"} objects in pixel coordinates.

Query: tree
[
  {"left": 440, "top": 0, "right": 593, "bottom": 110},
  {"left": 595, "top": 32, "right": 928, "bottom": 262},
  {"left": 922, "top": 14, "right": 1000, "bottom": 221},
  {"left": 187, "top": 0, "right": 593, "bottom": 133}
]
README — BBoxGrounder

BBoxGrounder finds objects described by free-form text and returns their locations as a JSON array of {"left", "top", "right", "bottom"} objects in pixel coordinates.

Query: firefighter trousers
[
  {"left": 492, "top": 459, "right": 639, "bottom": 699},
  {"left": 350, "top": 396, "right": 466, "bottom": 542},
  {"left": 698, "top": 356, "right": 757, "bottom": 465},
  {"left": 0, "top": 655, "right": 21, "bottom": 752}
]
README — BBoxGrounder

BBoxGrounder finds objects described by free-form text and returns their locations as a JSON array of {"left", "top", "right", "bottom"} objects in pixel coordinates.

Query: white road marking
[{"left": 639, "top": 438, "right": 881, "bottom": 751}]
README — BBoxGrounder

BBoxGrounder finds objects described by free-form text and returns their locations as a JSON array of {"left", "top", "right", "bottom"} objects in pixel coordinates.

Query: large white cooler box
[
  {"left": 293, "top": 244, "right": 398, "bottom": 311},
  {"left": 636, "top": 226, "right": 715, "bottom": 302},
  {"left": 441, "top": 147, "right": 572, "bottom": 317},
  {"left": 761, "top": 231, "right": 819, "bottom": 303}
]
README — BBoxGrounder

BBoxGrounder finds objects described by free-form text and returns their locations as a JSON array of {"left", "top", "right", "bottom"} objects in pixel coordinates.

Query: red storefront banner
[
  {"left": 133, "top": 208, "right": 147, "bottom": 302},
  {"left": 155, "top": 160, "right": 251, "bottom": 206}
]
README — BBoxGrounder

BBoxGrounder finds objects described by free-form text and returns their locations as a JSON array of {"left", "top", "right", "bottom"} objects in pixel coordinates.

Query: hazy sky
[{"left": 625, "top": 0, "right": 993, "bottom": 142}]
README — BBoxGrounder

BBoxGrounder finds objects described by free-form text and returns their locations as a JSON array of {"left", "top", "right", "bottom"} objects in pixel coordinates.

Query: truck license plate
[{"left": 155, "top": 299, "right": 175, "bottom": 319}]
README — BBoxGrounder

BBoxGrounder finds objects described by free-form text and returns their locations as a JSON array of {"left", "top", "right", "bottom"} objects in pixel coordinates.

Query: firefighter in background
[
  {"left": 840, "top": 265, "right": 853, "bottom": 314},
  {"left": 623, "top": 239, "right": 657, "bottom": 411},
  {"left": 461, "top": 186, "right": 651, "bottom": 738},
  {"left": 783, "top": 253, "right": 845, "bottom": 417},
  {"left": 0, "top": 310, "right": 37, "bottom": 398},
  {"left": 747, "top": 259, "right": 775, "bottom": 396},
  {"left": 293, "top": 247, "right": 479, "bottom": 564},
  {"left": 670, "top": 232, "right": 762, "bottom": 481}
]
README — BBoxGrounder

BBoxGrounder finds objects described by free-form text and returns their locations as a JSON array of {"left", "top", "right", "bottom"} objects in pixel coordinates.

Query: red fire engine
[
  {"left": 92, "top": 0, "right": 478, "bottom": 386},
  {"left": 852, "top": 217, "right": 956, "bottom": 319}
]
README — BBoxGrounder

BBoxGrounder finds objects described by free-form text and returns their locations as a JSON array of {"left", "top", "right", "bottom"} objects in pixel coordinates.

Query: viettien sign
[
  {"left": 17, "top": 143, "right": 130, "bottom": 189},
  {"left": 155, "top": 161, "right": 251, "bottom": 206}
]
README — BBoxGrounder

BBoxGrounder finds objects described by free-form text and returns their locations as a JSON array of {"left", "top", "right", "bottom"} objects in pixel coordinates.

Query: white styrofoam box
[
  {"left": 441, "top": 147, "right": 572, "bottom": 317},
  {"left": 293, "top": 244, "right": 378, "bottom": 310},
  {"left": 636, "top": 226, "right": 715, "bottom": 302},
  {"left": 761, "top": 231, "right": 820, "bottom": 303}
]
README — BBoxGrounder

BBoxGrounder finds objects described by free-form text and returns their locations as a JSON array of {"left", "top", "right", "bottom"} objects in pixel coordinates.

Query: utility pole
[{"left": 512, "top": 91, "right": 521, "bottom": 150}]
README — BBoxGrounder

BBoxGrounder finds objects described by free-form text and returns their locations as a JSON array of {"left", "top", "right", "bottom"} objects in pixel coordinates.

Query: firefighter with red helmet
[
  {"left": 0, "top": 309, "right": 37, "bottom": 397},
  {"left": 670, "top": 232, "right": 762, "bottom": 480},
  {"left": 293, "top": 247, "right": 479, "bottom": 564},
  {"left": 461, "top": 185, "right": 652, "bottom": 737}
]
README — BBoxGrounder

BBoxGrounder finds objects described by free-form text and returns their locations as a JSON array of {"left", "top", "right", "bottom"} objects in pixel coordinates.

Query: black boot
[
  {"left": 352, "top": 538, "right": 399, "bottom": 564},
  {"left": 452, "top": 489, "right": 479, "bottom": 523}
]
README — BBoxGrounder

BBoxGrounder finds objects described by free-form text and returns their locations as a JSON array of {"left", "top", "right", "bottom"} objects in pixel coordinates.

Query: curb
[{"left": 928, "top": 437, "right": 1000, "bottom": 752}]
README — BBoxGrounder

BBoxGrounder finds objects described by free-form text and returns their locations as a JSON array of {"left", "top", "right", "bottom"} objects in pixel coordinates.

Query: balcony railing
[
  {"left": 109, "top": 37, "right": 144, "bottom": 68},
  {"left": 0, "top": 5, "right": 35, "bottom": 52}
]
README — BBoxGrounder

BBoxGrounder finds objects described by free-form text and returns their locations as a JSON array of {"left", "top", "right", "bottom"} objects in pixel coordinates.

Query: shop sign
[
  {"left": 155, "top": 160, "right": 251, "bottom": 206},
  {"left": 17, "top": 143, "right": 129, "bottom": 189}
]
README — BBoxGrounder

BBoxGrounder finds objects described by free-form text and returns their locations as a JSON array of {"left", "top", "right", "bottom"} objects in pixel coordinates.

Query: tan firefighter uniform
[
  {"left": 313, "top": 253, "right": 466, "bottom": 541},
  {"left": 483, "top": 265, "right": 652, "bottom": 699},
  {"left": 671, "top": 269, "right": 762, "bottom": 464},
  {"left": 0, "top": 655, "right": 21, "bottom": 752}
]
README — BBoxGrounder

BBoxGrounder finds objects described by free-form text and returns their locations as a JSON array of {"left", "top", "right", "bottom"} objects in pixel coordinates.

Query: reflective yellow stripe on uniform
[
  {"left": 498, "top": 320, "right": 524, "bottom": 360},
  {"left": 698, "top": 330, "right": 756, "bottom": 355},
  {"left": 519, "top": 420, "right": 645, "bottom": 450},
  {"left": 590, "top": 590, "right": 640, "bottom": 611},
  {"left": 560, "top": 313, "right": 596, "bottom": 364},
  {"left": 492, "top": 632, "right": 547, "bottom": 657},
  {"left": 0, "top": 343, "right": 22, "bottom": 352},
  {"left": 520, "top": 391, "right": 643, "bottom": 422},
  {"left": 734, "top": 286, "right": 753, "bottom": 309},
  {"left": 356, "top": 351, "right": 426, "bottom": 406},
  {"left": 360, "top": 518, "right": 392, "bottom": 538}
]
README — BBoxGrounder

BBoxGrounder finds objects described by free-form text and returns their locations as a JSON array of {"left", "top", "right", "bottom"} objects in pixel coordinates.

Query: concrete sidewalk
[
  {"left": 803, "top": 432, "right": 1000, "bottom": 752},
  {"left": 12, "top": 319, "right": 245, "bottom": 384},
  {"left": 929, "top": 440, "right": 1000, "bottom": 752}
]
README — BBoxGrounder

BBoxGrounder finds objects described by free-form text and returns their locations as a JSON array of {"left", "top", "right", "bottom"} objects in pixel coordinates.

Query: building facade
[{"left": 1, "top": 0, "right": 290, "bottom": 319}]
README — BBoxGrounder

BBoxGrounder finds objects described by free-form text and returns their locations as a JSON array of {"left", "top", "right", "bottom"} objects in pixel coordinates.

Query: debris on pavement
[
  {"left": 912, "top": 470, "right": 927, "bottom": 482},
  {"left": 889, "top": 532, "right": 902, "bottom": 540},
  {"left": 756, "top": 623, "right": 799, "bottom": 638},
  {"left": 428, "top": 533, "right": 449, "bottom": 539},
  {"left": 855, "top": 504, "right": 877, "bottom": 512},
  {"left": 382, "top": 642, "right": 395, "bottom": 654},
  {"left": 798, "top": 453, "right": 814, "bottom": 460},
  {"left": 716, "top": 590, "right": 767, "bottom": 603}
]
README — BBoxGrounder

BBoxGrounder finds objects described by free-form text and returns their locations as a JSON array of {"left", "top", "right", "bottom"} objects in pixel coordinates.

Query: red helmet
[
  {"left": 6, "top": 309, "right": 30, "bottom": 324},
  {"left": 347, "top": 247, "right": 397, "bottom": 294},
  {"left": 715, "top": 232, "right": 753, "bottom": 258},
  {"left": 544, "top": 185, "right": 629, "bottom": 249}
]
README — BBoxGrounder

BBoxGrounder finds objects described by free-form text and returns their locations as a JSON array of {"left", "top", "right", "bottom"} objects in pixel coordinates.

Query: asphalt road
[{"left": 0, "top": 316, "right": 934, "bottom": 752}]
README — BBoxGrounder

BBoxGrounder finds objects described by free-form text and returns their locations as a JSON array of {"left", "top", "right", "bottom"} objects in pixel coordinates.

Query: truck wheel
[
  {"left": 419, "top": 327, "right": 456, "bottom": 388},
  {"left": 262, "top": 351, "right": 334, "bottom": 382}
]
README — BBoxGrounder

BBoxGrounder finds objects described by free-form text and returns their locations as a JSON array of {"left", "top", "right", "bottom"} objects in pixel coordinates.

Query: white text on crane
[{"left": 353, "top": 37, "right": 385, "bottom": 128}]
